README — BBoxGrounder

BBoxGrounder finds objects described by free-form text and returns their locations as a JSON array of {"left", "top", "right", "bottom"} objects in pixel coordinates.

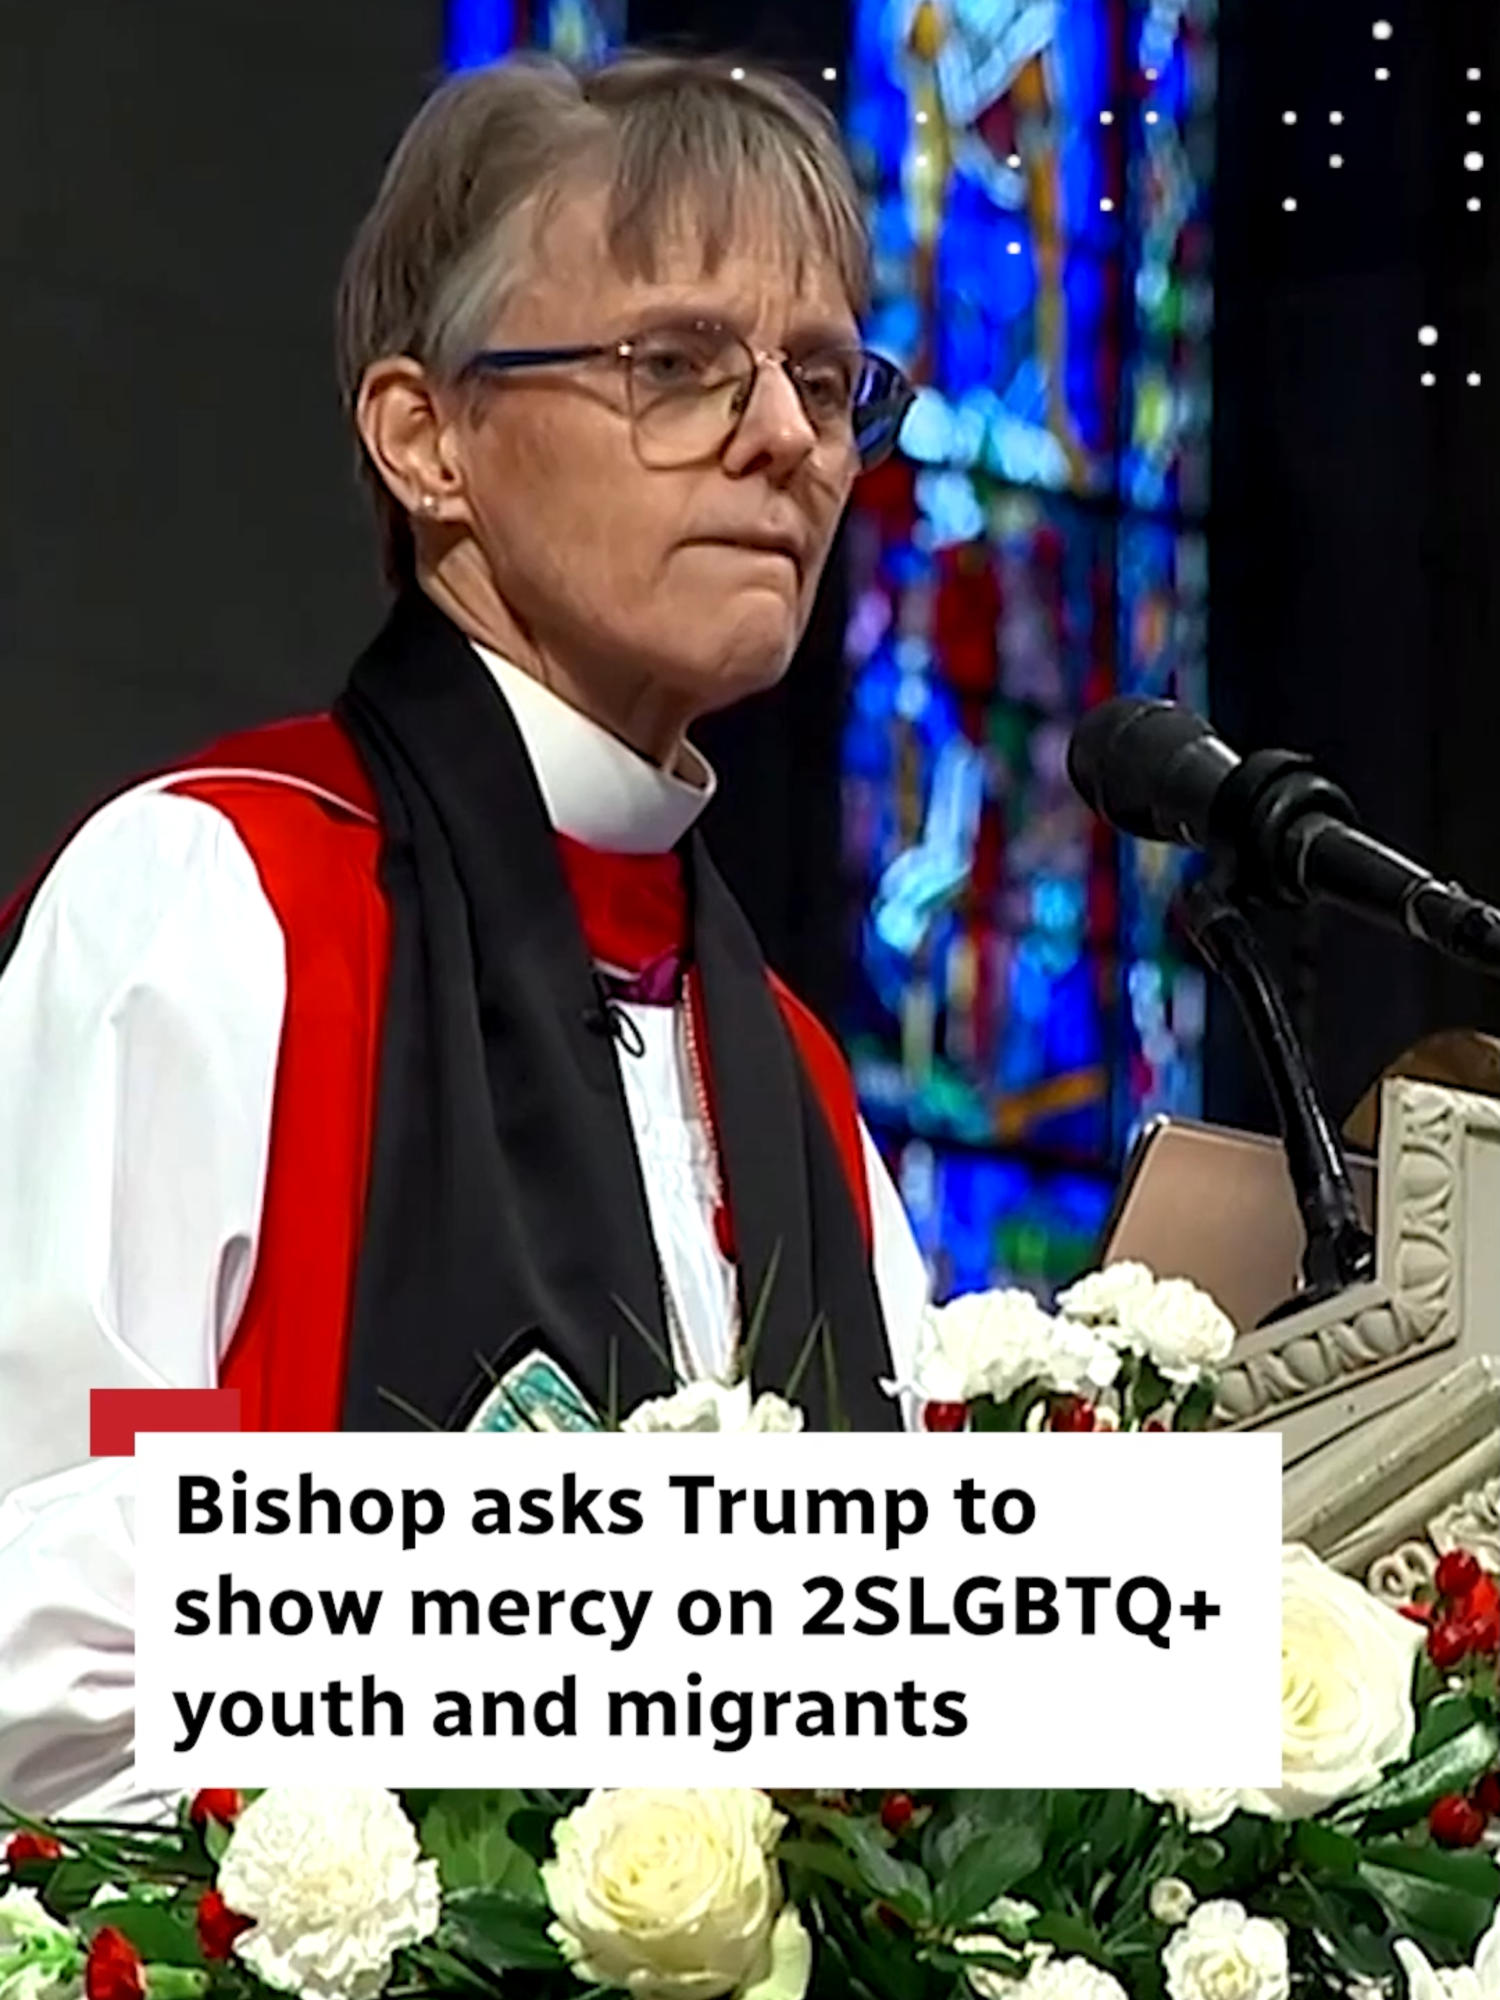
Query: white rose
[
  {"left": 1149, "top": 1879, "right": 1197, "bottom": 1927},
  {"left": 1162, "top": 1901, "right": 1289, "bottom": 2000},
  {"left": 914, "top": 1291, "right": 1054, "bottom": 1405},
  {"left": 1394, "top": 1902, "right": 1500, "bottom": 1999},
  {"left": 1144, "top": 1786, "right": 1244, "bottom": 1834},
  {"left": 1237, "top": 1545, "right": 1423, "bottom": 1820},
  {"left": 216, "top": 1787, "right": 440, "bottom": 2000},
  {"left": 542, "top": 1788, "right": 810, "bottom": 2000},
  {"left": 1116, "top": 1278, "right": 1235, "bottom": 1385},
  {"left": 1056, "top": 1263, "right": 1157, "bottom": 1324},
  {"left": 621, "top": 1381, "right": 804, "bottom": 1434}
]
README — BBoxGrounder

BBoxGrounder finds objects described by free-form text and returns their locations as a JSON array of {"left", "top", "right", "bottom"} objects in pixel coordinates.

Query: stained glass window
[
  {"left": 447, "top": 0, "right": 625, "bottom": 69},
  {"left": 844, "top": 0, "right": 1217, "bottom": 1296}
]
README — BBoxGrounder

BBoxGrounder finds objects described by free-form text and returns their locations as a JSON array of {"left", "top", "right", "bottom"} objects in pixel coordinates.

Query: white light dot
[
  {"left": 1419, "top": 325, "right": 1439, "bottom": 345},
  {"left": 822, "top": 66, "right": 837, "bottom": 81},
  {"left": 1330, "top": 110, "right": 1344, "bottom": 125},
  {"left": 915, "top": 109, "right": 929, "bottom": 124},
  {"left": 1469, "top": 372, "right": 1483, "bottom": 386},
  {"left": 1283, "top": 196, "right": 1298, "bottom": 211},
  {"left": 730, "top": 66, "right": 745, "bottom": 80},
  {"left": 1145, "top": 110, "right": 1160, "bottom": 125},
  {"left": 1469, "top": 68, "right": 1482, "bottom": 82},
  {"left": 1101, "top": 196, "right": 1116, "bottom": 212},
  {"left": 1376, "top": 67, "right": 1390, "bottom": 80},
  {"left": 1469, "top": 111, "right": 1482, "bottom": 125},
  {"left": 1145, "top": 67, "right": 1159, "bottom": 81},
  {"left": 1007, "top": 151, "right": 1022, "bottom": 167},
  {"left": 1466, "top": 152, "right": 1485, "bottom": 170},
  {"left": 1422, "top": 371, "right": 1436, "bottom": 386},
  {"left": 1331, "top": 153, "right": 1344, "bottom": 167},
  {"left": 914, "top": 151, "right": 928, "bottom": 167},
  {"left": 1283, "top": 110, "right": 1298, "bottom": 124},
  {"left": 1007, "top": 241, "right": 1021, "bottom": 255},
  {"left": 1100, "top": 109, "right": 1115, "bottom": 125},
  {"left": 1373, "top": 19, "right": 1393, "bottom": 39},
  {"left": 1470, "top": 196, "right": 1483, "bottom": 211}
]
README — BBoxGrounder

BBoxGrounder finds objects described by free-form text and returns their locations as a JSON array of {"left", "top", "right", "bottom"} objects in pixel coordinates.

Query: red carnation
[
  {"left": 84, "top": 1926, "right": 145, "bottom": 2000},
  {"left": 1049, "top": 1397, "right": 1097, "bottom": 1433},
  {"left": 921, "top": 1402, "right": 968, "bottom": 1433},
  {"left": 880, "top": 1792, "right": 914, "bottom": 1834},
  {"left": 4, "top": 1831, "right": 62, "bottom": 1866},
  {"left": 188, "top": 1788, "right": 243, "bottom": 1830},
  {"left": 1430, "top": 1794, "right": 1488, "bottom": 1848},
  {"left": 1435, "top": 1549, "right": 1482, "bottom": 1601},
  {"left": 1428, "top": 1617, "right": 1471, "bottom": 1671},
  {"left": 196, "top": 1887, "right": 255, "bottom": 1962}
]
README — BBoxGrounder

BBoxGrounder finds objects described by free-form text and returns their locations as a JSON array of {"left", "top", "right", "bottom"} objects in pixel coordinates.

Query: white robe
[{"left": 0, "top": 643, "right": 931, "bottom": 1817}]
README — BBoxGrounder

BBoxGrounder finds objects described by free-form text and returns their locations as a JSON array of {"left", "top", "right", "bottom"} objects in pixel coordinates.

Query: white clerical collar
[{"left": 472, "top": 643, "right": 716, "bottom": 855}]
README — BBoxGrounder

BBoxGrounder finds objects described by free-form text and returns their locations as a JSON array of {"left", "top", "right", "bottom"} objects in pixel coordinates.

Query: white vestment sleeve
[
  {"left": 863, "top": 1120, "right": 931, "bottom": 1426},
  {"left": 0, "top": 787, "right": 286, "bottom": 1814}
]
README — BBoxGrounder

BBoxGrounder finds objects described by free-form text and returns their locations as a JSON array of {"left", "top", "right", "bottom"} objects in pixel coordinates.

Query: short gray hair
[{"left": 335, "top": 48, "right": 872, "bottom": 588}]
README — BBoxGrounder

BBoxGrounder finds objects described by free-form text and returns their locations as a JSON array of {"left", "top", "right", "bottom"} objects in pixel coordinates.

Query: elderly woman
[{"left": 0, "top": 50, "right": 929, "bottom": 1812}]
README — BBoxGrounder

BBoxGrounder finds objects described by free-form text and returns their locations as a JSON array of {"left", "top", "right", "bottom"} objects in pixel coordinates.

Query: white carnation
[
  {"left": 1056, "top": 1262, "right": 1157, "bottom": 1324},
  {"left": 1394, "top": 1901, "right": 1500, "bottom": 1998},
  {"left": 543, "top": 1788, "right": 808, "bottom": 2000},
  {"left": 1116, "top": 1278, "right": 1235, "bottom": 1386},
  {"left": 1162, "top": 1900, "right": 1289, "bottom": 2000},
  {"left": 0, "top": 1889, "right": 79, "bottom": 2000},
  {"left": 621, "top": 1380, "right": 804, "bottom": 1434},
  {"left": 1237, "top": 1544, "right": 1422, "bottom": 1820},
  {"left": 1003, "top": 1954, "right": 1130, "bottom": 2000},
  {"left": 1144, "top": 1786, "right": 1245, "bottom": 1834},
  {"left": 1037, "top": 1312, "right": 1123, "bottom": 1396},
  {"left": 914, "top": 1290, "right": 1055, "bottom": 1405},
  {"left": 216, "top": 1787, "right": 440, "bottom": 2000}
]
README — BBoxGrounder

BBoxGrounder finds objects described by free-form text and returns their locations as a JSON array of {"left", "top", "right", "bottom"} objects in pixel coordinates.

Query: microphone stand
[{"left": 1179, "top": 874, "right": 1375, "bottom": 1325}]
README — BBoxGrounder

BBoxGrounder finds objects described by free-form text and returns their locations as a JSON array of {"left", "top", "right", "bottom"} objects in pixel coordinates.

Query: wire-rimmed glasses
[{"left": 458, "top": 315, "right": 915, "bottom": 471}]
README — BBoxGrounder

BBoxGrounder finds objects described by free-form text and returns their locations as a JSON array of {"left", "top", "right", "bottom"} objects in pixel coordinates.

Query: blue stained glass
[{"left": 844, "top": 0, "right": 1215, "bottom": 1291}]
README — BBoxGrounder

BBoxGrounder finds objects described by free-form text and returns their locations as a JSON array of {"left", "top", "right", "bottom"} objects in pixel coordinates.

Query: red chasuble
[{"left": 32, "top": 715, "right": 871, "bottom": 1432}]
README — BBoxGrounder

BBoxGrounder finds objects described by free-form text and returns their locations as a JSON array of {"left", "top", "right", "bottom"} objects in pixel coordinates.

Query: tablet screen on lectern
[{"left": 1097, "top": 1119, "right": 1378, "bottom": 1334}]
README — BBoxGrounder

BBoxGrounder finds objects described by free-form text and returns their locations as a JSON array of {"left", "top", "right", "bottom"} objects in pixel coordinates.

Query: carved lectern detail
[{"left": 1211, "top": 1079, "right": 1489, "bottom": 1429}]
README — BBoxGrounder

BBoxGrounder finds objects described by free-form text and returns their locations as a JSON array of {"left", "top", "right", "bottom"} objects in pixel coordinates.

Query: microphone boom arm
[{"left": 1179, "top": 875, "right": 1376, "bottom": 1320}]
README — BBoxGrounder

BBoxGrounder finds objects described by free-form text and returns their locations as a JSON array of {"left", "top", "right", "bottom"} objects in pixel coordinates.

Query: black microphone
[{"left": 1069, "top": 697, "right": 1500, "bottom": 976}]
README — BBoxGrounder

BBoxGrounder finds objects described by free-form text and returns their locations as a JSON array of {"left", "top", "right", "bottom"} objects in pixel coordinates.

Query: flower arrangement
[
  {"left": 4, "top": 1271, "right": 1497, "bottom": 2000},
  {"left": 905, "top": 1264, "right": 1234, "bottom": 1435}
]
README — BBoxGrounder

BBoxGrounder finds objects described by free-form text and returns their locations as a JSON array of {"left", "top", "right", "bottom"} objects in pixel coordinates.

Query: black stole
[{"left": 333, "top": 590, "right": 898, "bottom": 1433}]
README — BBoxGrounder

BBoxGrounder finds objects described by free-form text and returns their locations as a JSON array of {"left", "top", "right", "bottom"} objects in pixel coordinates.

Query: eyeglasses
[{"left": 457, "top": 316, "right": 915, "bottom": 471}]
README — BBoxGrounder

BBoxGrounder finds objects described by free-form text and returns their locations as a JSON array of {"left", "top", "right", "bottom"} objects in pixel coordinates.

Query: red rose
[
  {"left": 920, "top": 1402, "right": 968, "bottom": 1433},
  {"left": 1428, "top": 1617, "right": 1471, "bottom": 1670},
  {"left": 1049, "top": 1397, "right": 1097, "bottom": 1433},
  {"left": 4, "top": 1831, "right": 62, "bottom": 1865},
  {"left": 880, "top": 1792, "right": 915, "bottom": 1834},
  {"left": 196, "top": 1887, "right": 255, "bottom": 1962},
  {"left": 84, "top": 1927, "right": 145, "bottom": 2000},
  {"left": 188, "top": 1789, "right": 243, "bottom": 1830}
]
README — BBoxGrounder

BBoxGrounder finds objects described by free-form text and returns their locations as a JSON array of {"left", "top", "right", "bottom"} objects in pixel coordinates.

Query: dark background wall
[
  {"left": 1207, "top": 0, "right": 1500, "bottom": 1133},
  {"left": 0, "top": 0, "right": 442, "bottom": 878}
]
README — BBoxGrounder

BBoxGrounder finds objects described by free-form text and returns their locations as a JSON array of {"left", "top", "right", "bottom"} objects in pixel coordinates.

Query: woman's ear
[{"left": 355, "top": 357, "right": 469, "bottom": 523}]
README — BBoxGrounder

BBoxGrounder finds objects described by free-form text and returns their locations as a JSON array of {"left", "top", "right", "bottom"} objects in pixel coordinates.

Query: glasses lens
[
  {"left": 850, "top": 355, "right": 915, "bottom": 469},
  {"left": 627, "top": 323, "right": 753, "bottom": 466}
]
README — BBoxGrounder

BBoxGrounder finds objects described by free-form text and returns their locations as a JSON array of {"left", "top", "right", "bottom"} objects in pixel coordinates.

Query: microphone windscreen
[{"left": 1068, "top": 699, "right": 1211, "bottom": 838}]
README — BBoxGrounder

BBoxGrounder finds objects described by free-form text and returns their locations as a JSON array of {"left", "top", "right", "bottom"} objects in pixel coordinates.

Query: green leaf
[
  {"left": 931, "top": 1797, "right": 1050, "bottom": 1928},
  {"left": 1029, "top": 1910, "right": 1104, "bottom": 1958},
  {"left": 1333, "top": 1718, "right": 1500, "bottom": 1834},
  {"left": 1129, "top": 1358, "right": 1175, "bottom": 1424},
  {"left": 1290, "top": 1821, "right": 1363, "bottom": 1879},
  {"left": 504, "top": 1808, "right": 558, "bottom": 1866},
  {"left": 77, "top": 1900, "right": 206, "bottom": 1967},
  {"left": 778, "top": 1839, "right": 869, "bottom": 1895},
  {"left": 441, "top": 1890, "right": 565, "bottom": 1974},
  {"left": 1409, "top": 1691, "right": 1496, "bottom": 1761},
  {"left": 419, "top": 1791, "right": 543, "bottom": 1901},
  {"left": 1175, "top": 1375, "right": 1218, "bottom": 1431},
  {"left": 1358, "top": 1843, "right": 1500, "bottom": 1959},
  {"left": 795, "top": 1809, "right": 934, "bottom": 1924}
]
